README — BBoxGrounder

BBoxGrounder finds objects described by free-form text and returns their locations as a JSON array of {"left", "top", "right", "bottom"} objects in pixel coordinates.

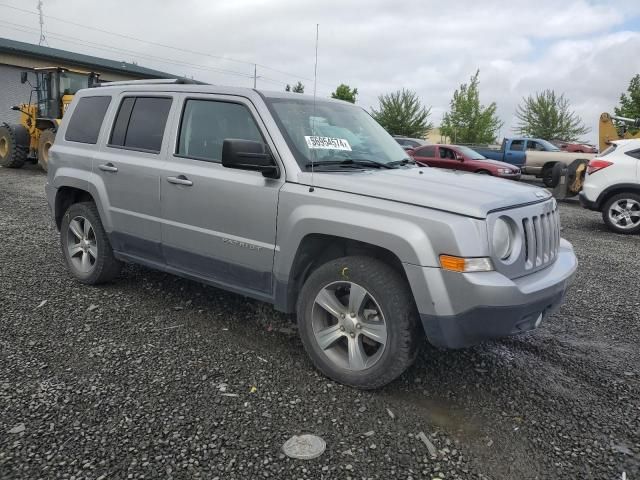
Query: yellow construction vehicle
[
  {"left": 599, "top": 112, "right": 640, "bottom": 152},
  {"left": 0, "top": 67, "right": 99, "bottom": 172}
]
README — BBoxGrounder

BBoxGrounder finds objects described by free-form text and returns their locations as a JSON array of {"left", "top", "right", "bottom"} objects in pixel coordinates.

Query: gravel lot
[{"left": 1, "top": 166, "right": 638, "bottom": 480}]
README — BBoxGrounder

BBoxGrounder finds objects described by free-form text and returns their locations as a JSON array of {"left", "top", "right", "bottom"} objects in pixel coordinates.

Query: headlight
[
  {"left": 492, "top": 217, "right": 513, "bottom": 259},
  {"left": 497, "top": 168, "right": 513, "bottom": 174}
]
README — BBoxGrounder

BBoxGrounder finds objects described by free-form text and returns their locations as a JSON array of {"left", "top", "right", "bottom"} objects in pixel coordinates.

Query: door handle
[
  {"left": 167, "top": 175, "right": 193, "bottom": 186},
  {"left": 98, "top": 163, "right": 118, "bottom": 172}
]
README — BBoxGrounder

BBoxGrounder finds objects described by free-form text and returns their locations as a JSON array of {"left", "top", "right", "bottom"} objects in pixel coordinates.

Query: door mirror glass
[{"left": 221, "top": 139, "right": 279, "bottom": 178}]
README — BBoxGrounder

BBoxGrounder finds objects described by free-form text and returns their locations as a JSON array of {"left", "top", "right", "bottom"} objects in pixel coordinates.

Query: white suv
[{"left": 580, "top": 139, "right": 640, "bottom": 234}]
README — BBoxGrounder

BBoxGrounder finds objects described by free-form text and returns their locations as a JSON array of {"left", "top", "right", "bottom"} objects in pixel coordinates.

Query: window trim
[
  {"left": 64, "top": 95, "right": 112, "bottom": 145},
  {"left": 106, "top": 95, "right": 173, "bottom": 155},
  {"left": 173, "top": 97, "right": 267, "bottom": 164}
]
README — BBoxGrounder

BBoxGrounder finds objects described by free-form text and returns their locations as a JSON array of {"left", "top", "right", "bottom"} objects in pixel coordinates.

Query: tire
[
  {"left": 60, "top": 202, "right": 122, "bottom": 284},
  {"left": 296, "top": 256, "right": 421, "bottom": 389},
  {"left": 601, "top": 193, "right": 640, "bottom": 235},
  {"left": 550, "top": 162, "right": 564, "bottom": 189},
  {"left": 542, "top": 164, "right": 556, "bottom": 188},
  {"left": 0, "top": 123, "right": 29, "bottom": 169},
  {"left": 37, "top": 128, "right": 56, "bottom": 172}
]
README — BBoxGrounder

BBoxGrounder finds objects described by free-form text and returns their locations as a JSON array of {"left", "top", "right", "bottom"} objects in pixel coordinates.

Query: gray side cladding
[{"left": 0, "top": 64, "right": 32, "bottom": 124}]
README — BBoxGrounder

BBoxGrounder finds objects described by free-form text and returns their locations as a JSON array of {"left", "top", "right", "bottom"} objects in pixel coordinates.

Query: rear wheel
[
  {"left": 542, "top": 164, "right": 556, "bottom": 188},
  {"left": 296, "top": 256, "right": 421, "bottom": 389},
  {"left": 37, "top": 128, "right": 56, "bottom": 172},
  {"left": 0, "top": 123, "right": 29, "bottom": 169},
  {"left": 602, "top": 193, "right": 640, "bottom": 234},
  {"left": 60, "top": 202, "right": 122, "bottom": 284}
]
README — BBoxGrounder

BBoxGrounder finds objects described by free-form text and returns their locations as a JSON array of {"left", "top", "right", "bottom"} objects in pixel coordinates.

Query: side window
[
  {"left": 510, "top": 140, "right": 524, "bottom": 151},
  {"left": 626, "top": 149, "right": 640, "bottom": 160},
  {"left": 109, "top": 97, "right": 172, "bottom": 153},
  {"left": 65, "top": 96, "right": 111, "bottom": 144},
  {"left": 440, "top": 148, "right": 454, "bottom": 159},
  {"left": 177, "top": 99, "right": 263, "bottom": 162},
  {"left": 416, "top": 146, "right": 435, "bottom": 157}
]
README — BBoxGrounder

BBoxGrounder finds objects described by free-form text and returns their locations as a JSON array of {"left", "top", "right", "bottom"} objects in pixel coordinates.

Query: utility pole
[{"left": 37, "top": 0, "right": 46, "bottom": 46}]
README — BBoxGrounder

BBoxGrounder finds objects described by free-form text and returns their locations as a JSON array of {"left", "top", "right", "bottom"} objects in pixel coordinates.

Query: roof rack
[{"left": 97, "top": 78, "right": 209, "bottom": 87}]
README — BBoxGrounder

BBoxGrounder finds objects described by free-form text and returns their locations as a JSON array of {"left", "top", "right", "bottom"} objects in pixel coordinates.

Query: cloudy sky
[{"left": 1, "top": 0, "right": 639, "bottom": 142}]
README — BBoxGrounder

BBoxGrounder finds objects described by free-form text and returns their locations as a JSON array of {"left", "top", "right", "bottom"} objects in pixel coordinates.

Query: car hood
[
  {"left": 297, "top": 167, "right": 550, "bottom": 218},
  {"left": 474, "top": 159, "right": 520, "bottom": 169}
]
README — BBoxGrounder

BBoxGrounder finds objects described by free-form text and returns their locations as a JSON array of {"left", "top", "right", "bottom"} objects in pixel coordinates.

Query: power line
[
  {"left": 0, "top": 2, "right": 330, "bottom": 87},
  {"left": 0, "top": 20, "right": 263, "bottom": 81}
]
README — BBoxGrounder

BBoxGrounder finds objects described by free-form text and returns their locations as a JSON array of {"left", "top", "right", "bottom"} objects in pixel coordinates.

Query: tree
[
  {"left": 440, "top": 70, "right": 503, "bottom": 144},
  {"left": 614, "top": 74, "right": 640, "bottom": 132},
  {"left": 285, "top": 81, "right": 305, "bottom": 93},
  {"left": 515, "top": 89, "right": 589, "bottom": 141},
  {"left": 331, "top": 84, "right": 358, "bottom": 103},
  {"left": 370, "top": 89, "right": 432, "bottom": 137}
]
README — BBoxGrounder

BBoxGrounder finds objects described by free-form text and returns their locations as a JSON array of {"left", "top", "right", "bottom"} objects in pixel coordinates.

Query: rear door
[
  {"left": 158, "top": 93, "right": 283, "bottom": 297},
  {"left": 505, "top": 139, "right": 526, "bottom": 167},
  {"left": 93, "top": 93, "right": 174, "bottom": 263},
  {"left": 412, "top": 145, "right": 437, "bottom": 166}
]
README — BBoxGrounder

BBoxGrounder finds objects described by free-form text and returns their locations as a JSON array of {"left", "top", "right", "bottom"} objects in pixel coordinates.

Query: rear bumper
[
  {"left": 578, "top": 191, "right": 598, "bottom": 211},
  {"left": 404, "top": 240, "right": 577, "bottom": 349}
]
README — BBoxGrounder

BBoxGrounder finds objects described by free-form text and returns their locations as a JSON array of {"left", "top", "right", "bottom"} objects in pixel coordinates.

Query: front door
[{"left": 159, "top": 94, "right": 283, "bottom": 297}]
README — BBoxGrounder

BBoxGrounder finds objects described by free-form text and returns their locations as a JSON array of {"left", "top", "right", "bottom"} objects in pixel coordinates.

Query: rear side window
[
  {"left": 65, "top": 96, "right": 111, "bottom": 144},
  {"left": 415, "top": 146, "right": 435, "bottom": 157},
  {"left": 510, "top": 140, "right": 524, "bottom": 151},
  {"left": 626, "top": 148, "right": 640, "bottom": 159},
  {"left": 109, "top": 97, "right": 172, "bottom": 153},
  {"left": 176, "top": 99, "right": 263, "bottom": 162}
]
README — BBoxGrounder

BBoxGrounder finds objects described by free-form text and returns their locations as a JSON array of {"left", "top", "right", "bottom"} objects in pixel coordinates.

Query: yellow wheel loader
[
  {"left": 0, "top": 67, "right": 99, "bottom": 172},
  {"left": 599, "top": 112, "right": 640, "bottom": 152}
]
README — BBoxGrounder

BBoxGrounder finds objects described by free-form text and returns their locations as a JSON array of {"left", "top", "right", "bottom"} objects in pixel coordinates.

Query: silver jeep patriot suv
[{"left": 46, "top": 79, "right": 577, "bottom": 389}]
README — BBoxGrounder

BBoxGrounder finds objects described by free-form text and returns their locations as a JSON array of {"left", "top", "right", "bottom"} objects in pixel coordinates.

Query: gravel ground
[{"left": 1, "top": 165, "right": 638, "bottom": 480}]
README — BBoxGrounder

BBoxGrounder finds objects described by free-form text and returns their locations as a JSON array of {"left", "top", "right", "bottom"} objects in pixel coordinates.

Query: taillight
[{"left": 587, "top": 159, "right": 613, "bottom": 175}]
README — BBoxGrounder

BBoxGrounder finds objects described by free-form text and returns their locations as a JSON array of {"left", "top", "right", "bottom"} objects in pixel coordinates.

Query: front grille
[
  {"left": 522, "top": 207, "right": 560, "bottom": 270},
  {"left": 487, "top": 198, "right": 560, "bottom": 279}
]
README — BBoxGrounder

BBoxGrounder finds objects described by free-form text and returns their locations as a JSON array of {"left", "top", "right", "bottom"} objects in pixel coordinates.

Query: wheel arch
[
  {"left": 274, "top": 234, "right": 411, "bottom": 314},
  {"left": 595, "top": 184, "right": 640, "bottom": 210},
  {"left": 54, "top": 186, "right": 96, "bottom": 230}
]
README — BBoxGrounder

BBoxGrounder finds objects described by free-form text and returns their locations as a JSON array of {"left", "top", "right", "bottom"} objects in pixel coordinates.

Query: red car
[
  {"left": 409, "top": 144, "right": 521, "bottom": 180},
  {"left": 555, "top": 141, "right": 598, "bottom": 154}
]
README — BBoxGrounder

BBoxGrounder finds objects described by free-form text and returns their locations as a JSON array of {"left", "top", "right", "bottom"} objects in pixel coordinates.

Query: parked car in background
[
  {"left": 410, "top": 144, "right": 521, "bottom": 180},
  {"left": 552, "top": 140, "right": 598, "bottom": 154},
  {"left": 473, "top": 138, "right": 595, "bottom": 187},
  {"left": 579, "top": 139, "right": 640, "bottom": 234},
  {"left": 393, "top": 136, "right": 429, "bottom": 150}
]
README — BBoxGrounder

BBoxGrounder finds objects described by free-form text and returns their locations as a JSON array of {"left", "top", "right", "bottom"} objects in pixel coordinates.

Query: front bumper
[
  {"left": 404, "top": 239, "right": 577, "bottom": 349},
  {"left": 498, "top": 172, "right": 522, "bottom": 181}
]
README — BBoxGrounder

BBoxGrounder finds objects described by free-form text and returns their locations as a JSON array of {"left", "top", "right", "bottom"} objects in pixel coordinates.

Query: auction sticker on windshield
[{"left": 305, "top": 136, "right": 352, "bottom": 151}]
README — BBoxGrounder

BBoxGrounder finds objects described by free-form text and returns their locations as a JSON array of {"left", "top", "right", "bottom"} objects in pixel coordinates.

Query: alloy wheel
[
  {"left": 608, "top": 198, "right": 640, "bottom": 230},
  {"left": 311, "top": 281, "right": 387, "bottom": 371},
  {"left": 66, "top": 215, "right": 98, "bottom": 273}
]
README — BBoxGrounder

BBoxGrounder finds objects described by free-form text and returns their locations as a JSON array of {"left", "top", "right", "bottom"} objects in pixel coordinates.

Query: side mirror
[
  {"left": 455, "top": 153, "right": 464, "bottom": 161},
  {"left": 20, "top": 72, "right": 28, "bottom": 84},
  {"left": 222, "top": 139, "right": 279, "bottom": 178}
]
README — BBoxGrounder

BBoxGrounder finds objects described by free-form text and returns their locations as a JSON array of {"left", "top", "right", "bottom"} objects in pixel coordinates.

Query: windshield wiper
[
  {"left": 305, "top": 158, "right": 395, "bottom": 170},
  {"left": 388, "top": 157, "right": 415, "bottom": 167}
]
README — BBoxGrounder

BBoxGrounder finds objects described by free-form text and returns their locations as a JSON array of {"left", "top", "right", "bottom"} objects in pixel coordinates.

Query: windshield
[
  {"left": 535, "top": 139, "right": 561, "bottom": 152},
  {"left": 455, "top": 145, "right": 486, "bottom": 159},
  {"left": 264, "top": 97, "right": 408, "bottom": 170},
  {"left": 59, "top": 72, "right": 90, "bottom": 96}
]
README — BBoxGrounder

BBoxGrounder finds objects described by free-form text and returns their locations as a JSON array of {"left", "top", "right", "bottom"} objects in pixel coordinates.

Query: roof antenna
[
  {"left": 309, "top": 23, "right": 319, "bottom": 193},
  {"left": 37, "top": 0, "right": 47, "bottom": 46}
]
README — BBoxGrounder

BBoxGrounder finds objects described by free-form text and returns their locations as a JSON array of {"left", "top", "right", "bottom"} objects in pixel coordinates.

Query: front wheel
[
  {"left": 542, "top": 164, "right": 556, "bottom": 188},
  {"left": 37, "top": 128, "right": 56, "bottom": 172},
  {"left": 602, "top": 193, "right": 640, "bottom": 234},
  {"left": 296, "top": 256, "right": 421, "bottom": 389}
]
